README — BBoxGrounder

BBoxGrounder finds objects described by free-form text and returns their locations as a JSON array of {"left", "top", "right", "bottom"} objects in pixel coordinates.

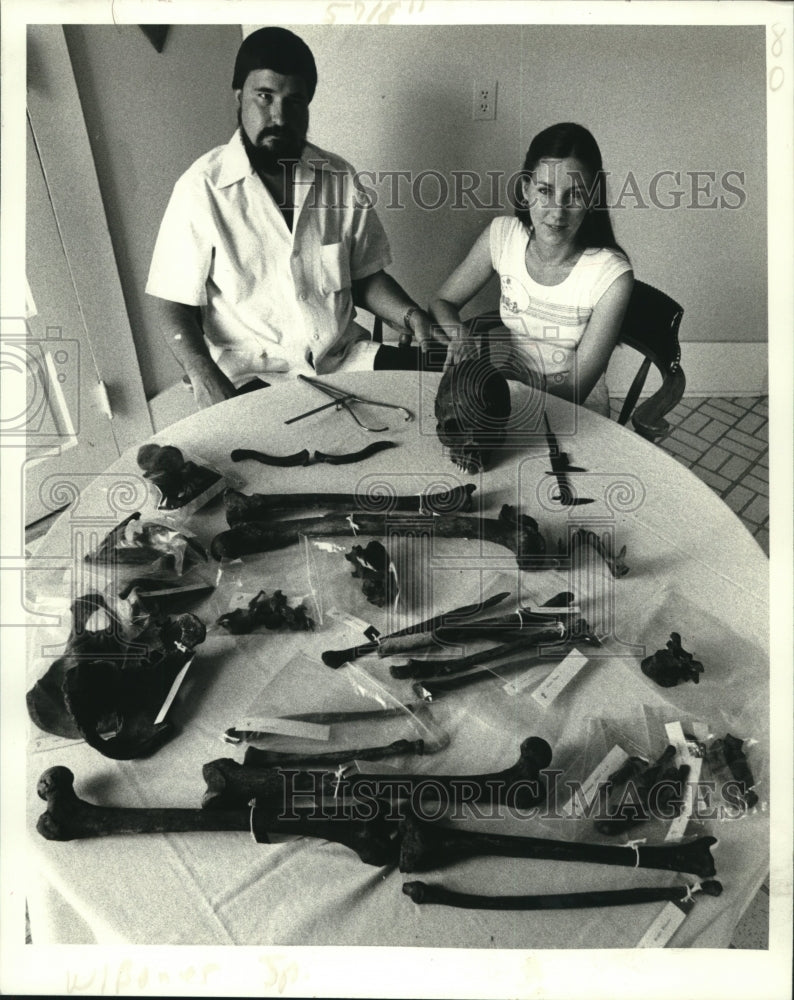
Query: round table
[{"left": 25, "top": 372, "right": 769, "bottom": 957}]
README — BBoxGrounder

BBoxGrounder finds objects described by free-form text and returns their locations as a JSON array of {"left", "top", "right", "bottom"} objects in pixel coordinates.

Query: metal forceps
[{"left": 285, "top": 374, "right": 414, "bottom": 432}]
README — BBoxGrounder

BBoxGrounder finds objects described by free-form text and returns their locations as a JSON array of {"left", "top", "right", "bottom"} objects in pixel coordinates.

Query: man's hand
[
  {"left": 402, "top": 308, "right": 435, "bottom": 351},
  {"left": 185, "top": 357, "right": 236, "bottom": 410}
]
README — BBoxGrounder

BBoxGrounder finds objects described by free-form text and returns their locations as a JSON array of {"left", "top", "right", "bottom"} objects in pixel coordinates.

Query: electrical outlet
[{"left": 473, "top": 79, "right": 497, "bottom": 121}]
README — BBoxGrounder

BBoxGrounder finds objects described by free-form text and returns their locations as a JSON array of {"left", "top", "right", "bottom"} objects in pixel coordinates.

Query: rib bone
[
  {"left": 243, "top": 737, "right": 433, "bottom": 770},
  {"left": 398, "top": 815, "right": 718, "bottom": 876},
  {"left": 402, "top": 879, "right": 723, "bottom": 911}
]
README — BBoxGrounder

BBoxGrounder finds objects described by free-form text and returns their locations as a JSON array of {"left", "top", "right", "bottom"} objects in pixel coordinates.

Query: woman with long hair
[{"left": 430, "top": 123, "right": 633, "bottom": 416}]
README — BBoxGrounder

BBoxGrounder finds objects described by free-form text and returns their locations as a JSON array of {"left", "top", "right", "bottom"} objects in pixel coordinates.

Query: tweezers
[{"left": 285, "top": 374, "right": 414, "bottom": 432}]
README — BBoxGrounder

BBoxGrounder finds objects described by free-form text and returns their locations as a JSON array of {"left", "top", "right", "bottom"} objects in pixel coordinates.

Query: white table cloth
[{"left": 25, "top": 372, "right": 769, "bottom": 952}]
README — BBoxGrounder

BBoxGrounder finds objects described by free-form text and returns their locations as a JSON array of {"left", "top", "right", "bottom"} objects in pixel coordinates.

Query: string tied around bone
[
  {"left": 682, "top": 882, "right": 702, "bottom": 905},
  {"left": 249, "top": 799, "right": 257, "bottom": 844},
  {"left": 625, "top": 837, "right": 647, "bottom": 868},
  {"left": 346, "top": 514, "right": 359, "bottom": 536}
]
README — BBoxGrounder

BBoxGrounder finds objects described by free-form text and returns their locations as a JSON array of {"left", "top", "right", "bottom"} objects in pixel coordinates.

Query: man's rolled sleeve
[
  {"left": 348, "top": 185, "right": 392, "bottom": 282},
  {"left": 146, "top": 177, "right": 212, "bottom": 306}
]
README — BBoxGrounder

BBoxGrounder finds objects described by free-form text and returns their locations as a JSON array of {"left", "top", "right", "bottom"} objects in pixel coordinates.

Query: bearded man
[{"left": 147, "top": 26, "right": 440, "bottom": 408}]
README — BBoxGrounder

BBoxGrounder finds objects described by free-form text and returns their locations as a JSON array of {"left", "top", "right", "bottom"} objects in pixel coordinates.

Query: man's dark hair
[{"left": 232, "top": 27, "right": 318, "bottom": 100}]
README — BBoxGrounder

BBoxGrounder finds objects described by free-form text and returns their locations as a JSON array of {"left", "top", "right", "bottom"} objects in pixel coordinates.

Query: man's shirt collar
[{"left": 217, "top": 130, "right": 331, "bottom": 189}]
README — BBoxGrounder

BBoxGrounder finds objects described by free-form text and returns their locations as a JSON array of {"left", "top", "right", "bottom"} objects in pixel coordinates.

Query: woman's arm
[
  {"left": 429, "top": 224, "right": 495, "bottom": 366},
  {"left": 550, "top": 270, "right": 634, "bottom": 406}
]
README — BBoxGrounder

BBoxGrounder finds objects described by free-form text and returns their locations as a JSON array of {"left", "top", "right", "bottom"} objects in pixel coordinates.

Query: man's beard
[{"left": 238, "top": 111, "right": 306, "bottom": 175}]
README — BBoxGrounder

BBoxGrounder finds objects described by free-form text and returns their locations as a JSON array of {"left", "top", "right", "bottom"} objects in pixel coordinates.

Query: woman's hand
[{"left": 442, "top": 334, "right": 480, "bottom": 372}]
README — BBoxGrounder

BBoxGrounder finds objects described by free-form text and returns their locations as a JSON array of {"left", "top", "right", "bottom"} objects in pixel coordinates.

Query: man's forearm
[
  {"left": 155, "top": 299, "right": 214, "bottom": 372},
  {"left": 154, "top": 298, "right": 235, "bottom": 408},
  {"left": 351, "top": 271, "right": 419, "bottom": 330}
]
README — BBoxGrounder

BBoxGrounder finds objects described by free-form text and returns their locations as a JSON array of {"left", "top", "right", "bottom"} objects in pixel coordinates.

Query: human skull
[{"left": 434, "top": 359, "right": 511, "bottom": 474}]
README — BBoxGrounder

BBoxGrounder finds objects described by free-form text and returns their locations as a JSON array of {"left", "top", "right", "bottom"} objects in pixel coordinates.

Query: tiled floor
[
  {"left": 23, "top": 394, "right": 770, "bottom": 948},
  {"left": 657, "top": 395, "right": 769, "bottom": 555}
]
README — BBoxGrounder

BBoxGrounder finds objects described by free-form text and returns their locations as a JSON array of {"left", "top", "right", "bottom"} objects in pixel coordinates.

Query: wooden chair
[{"left": 464, "top": 279, "right": 686, "bottom": 444}]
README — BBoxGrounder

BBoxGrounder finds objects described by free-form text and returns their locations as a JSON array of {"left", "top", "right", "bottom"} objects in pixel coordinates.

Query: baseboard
[{"left": 606, "top": 341, "right": 768, "bottom": 399}]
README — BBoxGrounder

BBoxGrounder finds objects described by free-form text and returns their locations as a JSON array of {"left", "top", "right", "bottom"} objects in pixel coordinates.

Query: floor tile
[
  {"left": 691, "top": 467, "right": 732, "bottom": 493},
  {"left": 743, "top": 473, "right": 768, "bottom": 496},
  {"left": 726, "top": 427, "right": 765, "bottom": 452},
  {"left": 696, "top": 445, "right": 731, "bottom": 472},
  {"left": 724, "top": 484, "right": 754, "bottom": 513},
  {"left": 699, "top": 402, "right": 738, "bottom": 423},
  {"left": 679, "top": 411, "right": 711, "bottom": 434},
  {"left": 719, "top": 454, "right": 752, "bottom": 482},
  {"left": 705, "top": 399, "right": 744, "bottom": 419},
  {"left": 752, "top": 401, "right": 768, "bottom": 417},
  {"left": 699, "top": 419, "right": 731, "bottom": 443},
  {"left": 669, "top": 427, "right": 710, "bottom": 453},
  {"left": 730, "top": 884, "right": 769, "bottom": 949},
  {"left": 660, "top": 438, "right": 701, "bottom": 464},
  {"left": 742, "top": 495, "right": 769, "bottom": 524},
  {"left": 720, "top": 436, "right": 760, "bottom": 461},
  {"left": 734, "top": 412, "right": 767, "bottom": 437}
]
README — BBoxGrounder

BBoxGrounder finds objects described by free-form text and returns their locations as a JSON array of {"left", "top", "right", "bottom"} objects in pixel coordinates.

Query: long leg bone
[
  {"left": 224, "top": 483, "right": 476, "bottom": 524},
  {"left": 333, "top": 736, "right": 553, "bottom": 811},
  {"left": 398, "top": 815, "right": 718, "bottom": 877},
  {"left": 36, "top": 766, "right": 251, "bottom": 841},
  {"left": 210, "top": 506, "right": 549, "bottom": 566},
  {"left": 320, "top": 590, "right": 511, "bottom": 669},
  {"left": 36, "top": 766, "right": 399, "bottom": 867},
  {"left": 389, "top": 626, "right": 576, "bottom": 680},
  {"left": 402, "top": 879, "right": 723, "bottom": 911},
  {"left": 243, "top": 737, "right": 436, "bottom": 770}
]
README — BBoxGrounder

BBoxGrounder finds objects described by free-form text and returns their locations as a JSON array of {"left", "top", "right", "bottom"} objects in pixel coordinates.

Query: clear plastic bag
[{"left": 223, "top": 652, "right": 448, "bottom": 762}]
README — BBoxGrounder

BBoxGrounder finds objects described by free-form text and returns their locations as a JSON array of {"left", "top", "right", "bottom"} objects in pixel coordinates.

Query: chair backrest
[
  {"left": 615, "top": 280, "right": 685, "bottom": 432},
  {"left": 618, "top": 279, "right": 684, "bottom": 376}
]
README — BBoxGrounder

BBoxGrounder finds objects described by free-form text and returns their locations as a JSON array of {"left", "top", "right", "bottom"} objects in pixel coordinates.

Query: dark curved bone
[
  {"left": 313, "top": 441, "right": 397, "bottom": 465},
  {"left": 334, "top": 736, "right": 553, "bottom": 810},
  {"left": 36, "top": 766, "right": 249, "bottom": 841},
  {"left": 398, "top": 815, "right": 717, "bottom": 877},
  {"left": 320, "top": 590, "right": 510, "bottom": 669},
  {"left": 389, "top": 626, "right": 572, "bottom": 680},
  {"left": 402, "top": 879, "right": 723, "bottom": 911},
  {"left": 244, "top": 737, "right": 432, "bottom": 770},
  {"left": 567, "top": 528, "right": 629, "bottom": 578},
  {"left": 223, "top": 483, "right": 476, "bottom": 525},
  {"left": 378, "top": 601, "right": 578, "bottom": 658},
  {"left": 211, "top": 505, "right": 547, "bottom": 566},
  {"left": 230, "top": 448, "right": 310, "bottom": 467}
]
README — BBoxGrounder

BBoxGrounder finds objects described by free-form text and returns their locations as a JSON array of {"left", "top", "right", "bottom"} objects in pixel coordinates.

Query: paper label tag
[
  {"left": 636, "top": 901, "right": 688, "bottom": 948},
  {"left": 347, "top": 759, "right": 404, "bottom": 775},
  {"left": 559, "top": 744, "right": 629, "bottom": 818},
  {"left": 230, "top": 591, "right": 257, "bottom": 611},
  {"left": 664, "top": 720, "right": 704, "bottom": 841},
  {"left": 153, "top": 655, "right": 195, "bottom": 725},
  {"left": 231, "top": 717, "right": 331, "bottom": 741},
  {"left": 530, "top": 650, "right": 589, "bottom": 708},
  {"left": 327, "top": 607, "right": 374, "bottom": 636}
]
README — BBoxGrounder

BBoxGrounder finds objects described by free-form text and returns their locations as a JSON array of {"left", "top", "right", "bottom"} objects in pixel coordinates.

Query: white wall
[{"left": 282, "top": 23, "right": 767, "bottom": 357}]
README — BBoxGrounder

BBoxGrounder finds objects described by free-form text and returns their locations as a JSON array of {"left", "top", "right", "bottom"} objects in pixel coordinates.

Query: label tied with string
[{"left": 636, "top": 883, "right": 702, "bottom": 948}]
